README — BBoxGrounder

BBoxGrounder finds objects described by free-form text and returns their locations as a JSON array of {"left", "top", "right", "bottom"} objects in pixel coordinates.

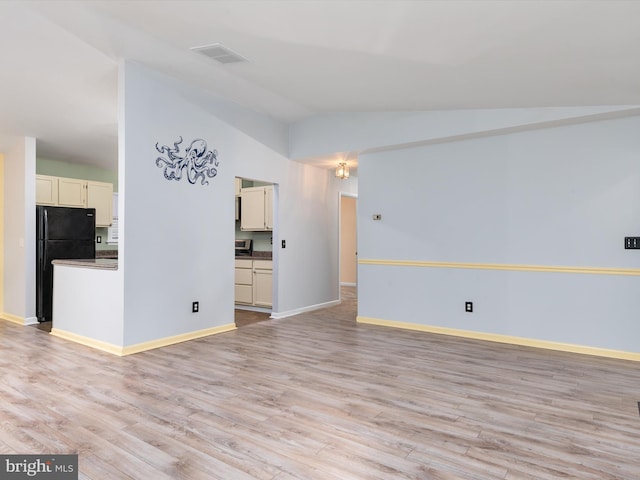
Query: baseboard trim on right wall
[{"left": 356, "top": 316, "right": 640, "bottom": 362}]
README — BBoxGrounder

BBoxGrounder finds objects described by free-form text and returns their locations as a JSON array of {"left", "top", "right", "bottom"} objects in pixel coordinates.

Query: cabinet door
[
  {"left": 253, "top": 268, "right": 272, "bottom": 307},
  {"left": 234, "top": 177, "right": 242, "bottom": 196},
  {"left": 35, "top": 175, "right": 58, "bottom": 205},
  {"left": 265, "top": 186, "right": 273, "bottom": 231},
  {"left": 87, "top": 181, "right": 113, "bottom": 227},
  {"left": 235, "top": 285, "right": 253, "bottom": 304},
  {"left": 240, "top": 187, "right": 266, "bottom": 231},
  {"left": 58, "top": 177, "right": 86, "bottom": 207},
  {"left": 235, "top": 267, "right": 252, "bottom": 285}
]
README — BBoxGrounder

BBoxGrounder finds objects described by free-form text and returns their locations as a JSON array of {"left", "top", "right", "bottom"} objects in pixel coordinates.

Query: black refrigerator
[{"left": 36, "top": 206, "right": 96, "bottom": 322}]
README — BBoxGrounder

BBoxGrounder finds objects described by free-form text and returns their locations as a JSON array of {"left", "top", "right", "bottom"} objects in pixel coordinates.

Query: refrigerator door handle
[{"left": 43, "top": 208, "right": 48, "bottom": 240}]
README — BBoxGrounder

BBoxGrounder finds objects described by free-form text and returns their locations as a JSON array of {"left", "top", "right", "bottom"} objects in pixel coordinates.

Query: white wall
[
  {"left": 358, "top": 114, "right": 640, "bottom": 352},
  {"left": 52, "top": 265, "right": 123, "bottom": 345},
  {"left": 289, "top": 106, "right": 640, "bottom": 161},
  {"left": 120, "top": 62, "right": 346, "bottom": 346},
  {"left": 3, "top": 137, "right": 36, "bottom": 323}
]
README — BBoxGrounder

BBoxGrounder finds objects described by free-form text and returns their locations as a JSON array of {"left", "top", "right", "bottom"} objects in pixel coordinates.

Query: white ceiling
[{"left": 1, "top": 0, "right": 640, "bottom": 171}]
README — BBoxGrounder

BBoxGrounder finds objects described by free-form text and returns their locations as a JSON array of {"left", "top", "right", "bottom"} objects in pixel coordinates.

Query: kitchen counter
[
  {"left": 236, "top": 250, "right": 272, "bottom": 260},
  {"left": 51, "top": 258, "right": 123, "bottom": 351},
  {"left": 52, "top": 258, "right": 118, "bottom": 270}
]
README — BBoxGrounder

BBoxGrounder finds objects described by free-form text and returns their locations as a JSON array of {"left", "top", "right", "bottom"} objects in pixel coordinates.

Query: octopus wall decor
[{"left": 155, "top": 136, "right": 220, "bottom": 185}]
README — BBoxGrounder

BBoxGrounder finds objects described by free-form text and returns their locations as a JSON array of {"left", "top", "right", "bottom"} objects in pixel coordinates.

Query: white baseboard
[
  {"left": 1, "top": 313, "right": 38, "bottom": 326},
  {"left": 51, "top": 323, "right": 237, "bottom": 356},
  {"left": 271, "top": 299, "right": 340, "bottom": 319},
  {"left": 356, "top": 316, "right": 640, "bottom": 362},
  {"left": 235, "top": 305, "right": 272, "bottom": 314}
]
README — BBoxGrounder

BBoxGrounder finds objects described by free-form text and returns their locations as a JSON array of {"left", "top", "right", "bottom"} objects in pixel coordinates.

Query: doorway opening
[
  {"left": 339, "top": 192, "right": 357, "bottom": 305},
  {"left": 234, "top": 176, "right": 277, "bottom": 327}
]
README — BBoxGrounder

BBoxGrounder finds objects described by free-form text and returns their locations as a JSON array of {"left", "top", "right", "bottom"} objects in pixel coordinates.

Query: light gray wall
[
  {"left": 120, "top": 62, "right": 346, "bottom": 345},
  {"left": 3, "top": 137, "right": 36, "bottom": 323},
  {"left": 289, "top": 106, "right": 640, "bottom": 161},
  {"left": 358, "top": 114, "right": 640, "bottom": 352}
]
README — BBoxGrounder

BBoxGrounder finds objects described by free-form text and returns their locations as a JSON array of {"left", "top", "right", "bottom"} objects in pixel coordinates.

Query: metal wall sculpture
[{"left": 155, "top": 136, "right": 219, "bottom": 185}]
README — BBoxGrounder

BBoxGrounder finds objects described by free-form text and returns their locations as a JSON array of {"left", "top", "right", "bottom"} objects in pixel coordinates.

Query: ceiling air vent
[{"left": 190, "top": 43, "right": 249, "bottom": 64}]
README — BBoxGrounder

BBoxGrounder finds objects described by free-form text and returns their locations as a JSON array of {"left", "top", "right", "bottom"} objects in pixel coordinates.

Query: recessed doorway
[
  {"left": 340, "top": 193, "right": 357, "bottom": 301},
  {"left": 234, "top": 176, "right": 277, "bottom": 327}
]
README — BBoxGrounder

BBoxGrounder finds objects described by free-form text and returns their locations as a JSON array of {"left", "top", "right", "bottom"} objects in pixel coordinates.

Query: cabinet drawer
[
  {"left": 253, "top": 260, "right": 273, "bottom": 270},
  {"left": 235, "top": 284, "right": 252, "bottom": 304},
  {"left": 235, "top": 259, "right": 253, "bottom": 268},
  {"left": 235, "top": 268, "right": 253, "bottom": 285}
]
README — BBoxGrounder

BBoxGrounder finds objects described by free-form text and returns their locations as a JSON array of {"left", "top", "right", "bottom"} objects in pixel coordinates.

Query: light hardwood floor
[
  {"left": 2, "top": 287, "right": 640, "bottom": 479},
  {"left": 235, "top": 309, "right": 271, "bottom": 328}
]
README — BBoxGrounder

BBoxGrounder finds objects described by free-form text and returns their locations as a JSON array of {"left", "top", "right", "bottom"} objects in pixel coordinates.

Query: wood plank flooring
[
  {"left": 2, "top": 287, "right": 640, "bottom": 479},
  {"left": 235, "top": 309, "right": 271, "bottom": 328}
]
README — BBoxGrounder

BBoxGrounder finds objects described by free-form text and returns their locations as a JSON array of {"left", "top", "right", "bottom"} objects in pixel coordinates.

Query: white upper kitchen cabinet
[
  {"left": 35, "top": 175, "right": 114, "bottom": 227},
  {"left": 35, "top": 175, "right": 58, "bottom": 205},
  {"left": 58, "top": 177, "right": 86, "bottom": 207},
  {"left": 241, "top": 185, "right": 273, "bottom": 232},
  {"left": 87, "top": 181, "right": 113, "bottom": 227},
  {"left": 265, "top": 185, "right": 273, "bottom": 230}
]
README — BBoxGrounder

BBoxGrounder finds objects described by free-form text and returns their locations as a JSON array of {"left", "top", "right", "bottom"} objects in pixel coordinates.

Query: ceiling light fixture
[{"left": 335, "top": 162, "right": 350, "bottom": 180}]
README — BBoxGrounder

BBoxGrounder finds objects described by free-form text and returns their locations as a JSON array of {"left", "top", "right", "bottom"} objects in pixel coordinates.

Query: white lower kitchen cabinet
[
  {"left": 234, "top": 284, "right": 253, "bottom": 304},
  {"left": 235, "top": 259, "right": 253, "bottom": 304},
  {"left": 235, "top": 259, "right": 272, "bottom": 307},
  {"left": 253, "top": 260, "right": 273, "bottom": 307}
]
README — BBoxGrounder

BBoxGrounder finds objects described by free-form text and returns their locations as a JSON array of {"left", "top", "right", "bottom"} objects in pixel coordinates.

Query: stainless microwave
[{"left": 235, "top": 238, "right": 252, "bottom": 256}]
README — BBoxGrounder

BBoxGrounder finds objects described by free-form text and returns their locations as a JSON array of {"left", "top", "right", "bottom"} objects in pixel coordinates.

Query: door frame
[{"left": 338, "top": 192, "right": 358, "bottom": 301}]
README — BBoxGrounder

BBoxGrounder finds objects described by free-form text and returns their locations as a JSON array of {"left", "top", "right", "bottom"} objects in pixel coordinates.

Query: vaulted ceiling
[{"left": 1, "top": 1, "right": 639, "bottom": 170}]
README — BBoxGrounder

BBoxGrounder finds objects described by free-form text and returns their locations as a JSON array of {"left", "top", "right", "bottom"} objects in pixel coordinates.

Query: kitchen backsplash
[
  {"left": 95, "top": 226, "right": 118, "bottom": 251},
  {"left": 235, "top": 228, "right": 272, "bottom": 253}
]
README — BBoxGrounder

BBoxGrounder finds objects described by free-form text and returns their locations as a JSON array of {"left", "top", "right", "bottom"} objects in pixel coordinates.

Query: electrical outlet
[
  {"left": 192, "top": 301, "right": 199, "bottom": 313},
  {"left": 465, "top": 301, "right": 473, "bottom": 313},
  {"left": 282, "top": 239, "right": 286, "bottom": 248},
  {"left": 372, "top": 214, "right": 382, "bottom": 221},
  {"left": 625, "top": 237, "right": 640, "bottom": 249},
  {"left": 96, "top": 235, "right": 102, "bottom": 243}
]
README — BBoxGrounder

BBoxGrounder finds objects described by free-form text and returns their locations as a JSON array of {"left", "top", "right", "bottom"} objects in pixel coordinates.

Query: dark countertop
[
  {"left": 96, "top": 250, "right": 118, "bottom": 259},
  {"left": 236, "top": 251, "right": 272, "bottom": 260}
]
